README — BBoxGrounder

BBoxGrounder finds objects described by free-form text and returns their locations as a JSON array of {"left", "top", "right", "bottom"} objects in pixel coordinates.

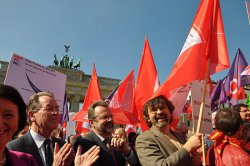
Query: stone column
[{"left": 69, "top": 95, "right": 80, "bottom": 112}]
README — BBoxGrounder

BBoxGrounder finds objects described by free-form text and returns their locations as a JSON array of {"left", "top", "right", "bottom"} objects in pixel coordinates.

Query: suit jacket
[
  {"left": 7, "top": 131, "right": 65, "bottom": 166},
  {"left": 135, "top": 126, "right": 194, "bottom": 166},
  {"left": 73, "top": 131, "right": 139, "bottom": 166}
]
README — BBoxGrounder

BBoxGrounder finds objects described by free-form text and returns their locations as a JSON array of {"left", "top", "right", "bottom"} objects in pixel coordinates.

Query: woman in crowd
[
  {"left": 0, "top": 84, "right": 38, "bottom": 165},
  {"left": 114, "top": 127, "right": 128, "bottom": 142},
  {"left": 206, "top": 108, "right": 250, "bottom": 166}
]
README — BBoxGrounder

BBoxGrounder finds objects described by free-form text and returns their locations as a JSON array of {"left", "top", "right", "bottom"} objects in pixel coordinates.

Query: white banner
[
  {"left": 4, "top": 53, "right": 66, "bottom": 112},
  {"left": 191, "top": 81, "right": 213, "bottom": 134},
  {"left": 169, "top": 84, "right": 191, "bottom": 127}
]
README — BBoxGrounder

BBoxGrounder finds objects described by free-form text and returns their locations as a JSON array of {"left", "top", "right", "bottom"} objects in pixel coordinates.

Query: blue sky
[{"left": 0, "top": 0, "right": 249, "bottom": 84}]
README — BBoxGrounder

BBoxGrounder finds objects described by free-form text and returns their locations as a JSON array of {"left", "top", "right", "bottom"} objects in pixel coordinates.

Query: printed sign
[{"left": 4, "top": 53, "right": 66, "bottom": 111}]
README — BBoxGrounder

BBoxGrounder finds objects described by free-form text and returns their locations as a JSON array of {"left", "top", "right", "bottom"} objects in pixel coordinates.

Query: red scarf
[{"left": 209, "top": 130, "right": 244, "bottom": 156}]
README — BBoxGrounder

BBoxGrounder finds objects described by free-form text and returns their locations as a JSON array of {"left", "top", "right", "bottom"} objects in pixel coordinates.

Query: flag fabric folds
[
  {"left": 241, "top": 64, "right": 250, "bottom": 76},
  {"left": 109, "top": 70, "right": 134, "bottom": 113},
  {"left": 168, "top": 84, "right": 191, "bottom": 129},
  {"left": 210, "top": 78, "right": 227, "bottom": 112},
  {"left": 72, "top": 64, "right": 102, "bottom": 132},
  {"left": 134, "top": 36, "right": 160, "bottom": 131},
  {"left": 60, "top": 93, "right": 69, "bottom": 140},
  {"left": 246, "top": 1, "right": 250, "bottom": 25},
  {"left": 108, "top": 70, "right": 140, "bottom": 125},
  {"left": 60, "top": 93, "right": 69, "bottom": 124},
  {"left": 224, "top": 49, "right": 248, "bottom": 105},
  {"left": 153, "top": 0, "right": 230, "bottom": 98}
]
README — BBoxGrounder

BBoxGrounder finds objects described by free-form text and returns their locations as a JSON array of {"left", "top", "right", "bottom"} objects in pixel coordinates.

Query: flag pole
[
  {"left": 201, "top": 134, "right": 206, "bottom": 166},
  {"left": 196, "top": 59, "right": 210, "bottom": 133},
  {"left": 196, "top": 59, "right": 210, "bottom": 166}
]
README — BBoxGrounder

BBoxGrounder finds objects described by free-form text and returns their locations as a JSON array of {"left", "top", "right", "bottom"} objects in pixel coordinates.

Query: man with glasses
[
  {"left": 233, "top": 103, "right": 250, "bottom": 123},
  {"left": 7, "top": 92, "right": 74, "bottom": 166},
  {"left": 73, "top": 100, "right": 140, "bottom": 166}
]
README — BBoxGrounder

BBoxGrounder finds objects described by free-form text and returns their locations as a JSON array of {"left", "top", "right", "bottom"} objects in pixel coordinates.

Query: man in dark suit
[
  {"left": 7, "top": 92, "right": 74, "bottom": 166},
  {"left": 136, "top": 95, "right": 202, "bottom": 166},
  {"left": 73, "top": 100, "right": 140, "bottom": 166}
]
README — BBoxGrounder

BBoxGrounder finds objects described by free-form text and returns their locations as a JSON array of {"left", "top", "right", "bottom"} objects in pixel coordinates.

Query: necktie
[
  {"left": 103, "top": 138, "right": 116, "bottom": 165},
  {"left": 44, "top": 139, "right": 53, "bottom": 166}
]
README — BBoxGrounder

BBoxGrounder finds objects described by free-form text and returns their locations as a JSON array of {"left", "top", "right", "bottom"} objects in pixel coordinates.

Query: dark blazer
[
  {"left": 7, "top": 131, "right": 65, "bottom": 166},
  {"left": 73, "top": 131, "right": 131, "bottom": 166},
  {"left": 136, "top": 126, "right": 194, "bottom": 166}
]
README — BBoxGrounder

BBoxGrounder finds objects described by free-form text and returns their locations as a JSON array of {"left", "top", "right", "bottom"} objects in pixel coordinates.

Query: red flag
[
  {"left": 110, "top": 70, "right": 134, "bottom": 112},
  {"left": 134, "top": 36, "right": 160, "bottom": 131},
  {"left": 153, "top": 0, "right": 230, "bottom": 97},
  {"left": 109, "top": 70, "right": 140, "bottom": 125},
  {"left": 72, "top": 64, "right": 102, "bottom": 133}
]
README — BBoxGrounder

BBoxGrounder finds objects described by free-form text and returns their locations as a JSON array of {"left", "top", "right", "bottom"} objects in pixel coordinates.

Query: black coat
[
  {"left": 7, "top": 131, "right": 65, "bottom": 166},
  {"left": 73, "top": 131, "right": 129, "bottom": 166}
]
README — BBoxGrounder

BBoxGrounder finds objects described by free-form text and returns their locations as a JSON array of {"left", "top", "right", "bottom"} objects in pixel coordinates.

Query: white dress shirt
[{"left": 30, "top": 129, "right": 53, "bottom": 166}]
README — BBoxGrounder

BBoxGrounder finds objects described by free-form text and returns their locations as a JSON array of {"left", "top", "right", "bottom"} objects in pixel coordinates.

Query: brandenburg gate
[{"left": 0, "top": 60, "right": 120, "bottom": 113}]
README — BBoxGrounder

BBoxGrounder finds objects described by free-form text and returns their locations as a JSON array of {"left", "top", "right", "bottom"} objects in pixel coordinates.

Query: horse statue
[
  {"left": 69, "top": 56, "right": 74, "bottom": 69},
  {"left": 53, "top": 54, "right": 59, "bottom": 66},
  {"left": 60, "top": 55, "right": 65, "bottom": 67},
  {"left": 73, "top": 58, "right": 82, "bottom": 70},
  {"left": 64, "top": 55, "right": 69, "bottom": 68}
]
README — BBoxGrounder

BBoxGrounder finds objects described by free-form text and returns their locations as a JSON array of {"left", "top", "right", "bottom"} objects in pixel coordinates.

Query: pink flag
[
  {"left": 109, "top": 70, "right": 140, "bottom": 125},
  {"left": 153, "top": 0, "right": 230, "bottom": 98},
  {"left": 134, "top": 36, "right": 160, "bottom": 131}
]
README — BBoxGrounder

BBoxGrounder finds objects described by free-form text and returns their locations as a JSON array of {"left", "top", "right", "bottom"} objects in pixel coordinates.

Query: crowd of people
[{"left": 1, "top": 84, "right": 250, "bottom": 166}]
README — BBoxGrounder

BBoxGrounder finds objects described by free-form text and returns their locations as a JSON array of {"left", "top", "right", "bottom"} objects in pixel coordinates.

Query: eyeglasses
[
  {"left": 149, "top": 106, "right": 168, "bottom": 114},
  {"left": 38, "top": 105, "right": 60, "bottom": 114}
]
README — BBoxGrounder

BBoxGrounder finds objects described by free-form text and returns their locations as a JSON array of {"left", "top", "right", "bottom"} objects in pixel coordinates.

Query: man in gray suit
[{"left": 136, "top": 95, "right": 202, "bottom": 166}]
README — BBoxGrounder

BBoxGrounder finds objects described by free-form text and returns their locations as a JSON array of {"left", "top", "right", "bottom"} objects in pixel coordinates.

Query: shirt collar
[
  {"left": 30, "top": 129, "right": 52, "bottom": 148},
  {"left": 95, "top": 133, "right": 106, "bottom": 142}
]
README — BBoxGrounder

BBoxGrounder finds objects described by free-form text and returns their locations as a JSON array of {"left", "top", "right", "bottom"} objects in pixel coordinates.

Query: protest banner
[{"left": 4, "top": 53, "right": 66, "bottom": 112}]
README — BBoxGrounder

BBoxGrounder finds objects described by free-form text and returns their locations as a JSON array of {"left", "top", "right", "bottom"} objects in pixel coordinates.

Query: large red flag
[
  {"left": 72, "top": 64, "right": 102, "bottom": 133},
  {"left": 134, "top": 36, "right": 160, "bottom": 131},
  {"left": 154, "top": 0, "right": 230, "bottom": 97}
]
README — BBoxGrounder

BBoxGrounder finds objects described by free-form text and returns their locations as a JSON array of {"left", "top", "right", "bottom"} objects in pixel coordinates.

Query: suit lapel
[
  {"left": 25, "top": 132, "right": 44, "bottom": 166},
  {"left": 86, "top": 131, "right": 110, "bottom": 153},
  {"left": 86, "top": 131, "right": 117, "bottom": 166},
  {"left": 150, "top": 126, "right": 179, "bottom": 153}
]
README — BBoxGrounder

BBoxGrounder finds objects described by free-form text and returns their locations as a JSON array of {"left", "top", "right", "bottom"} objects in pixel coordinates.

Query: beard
[
  {"left": 100, "top": 121, "right": 114, "bottom": 135},
  {"left": 154, "top": 115, "right": 169, "bottom": 128}
]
